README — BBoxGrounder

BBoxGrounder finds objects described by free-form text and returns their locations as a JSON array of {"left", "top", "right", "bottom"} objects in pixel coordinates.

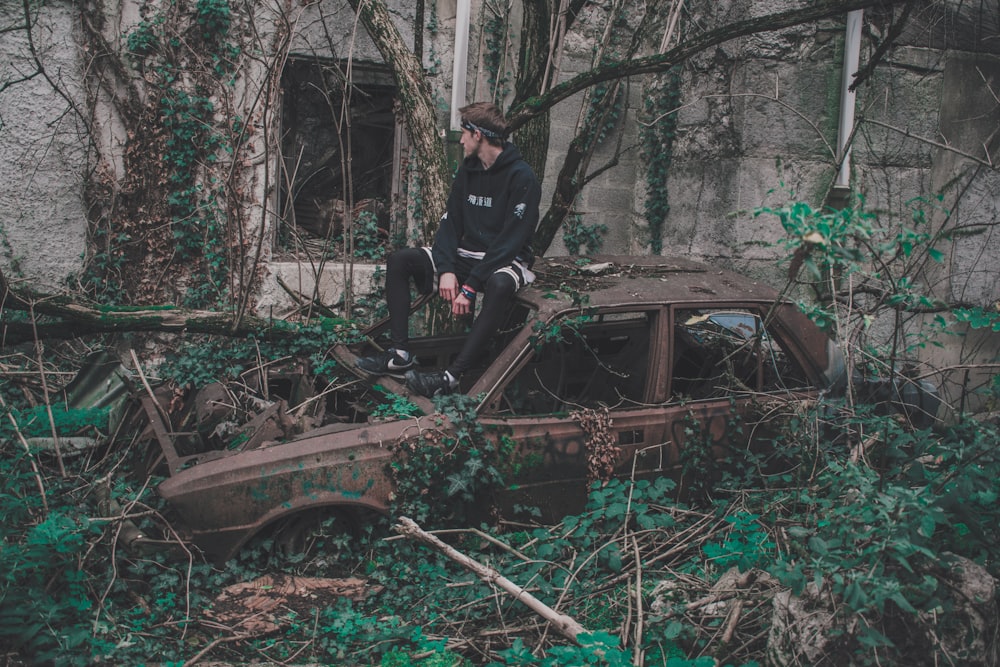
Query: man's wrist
[{"left": 459, "top": 285, "right": 476, "bottom": 300}]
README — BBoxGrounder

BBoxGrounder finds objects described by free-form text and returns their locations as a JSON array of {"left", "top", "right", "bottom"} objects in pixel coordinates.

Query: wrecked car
[{"left": 141, "top": 255, "right": 937, "bottom": 560}]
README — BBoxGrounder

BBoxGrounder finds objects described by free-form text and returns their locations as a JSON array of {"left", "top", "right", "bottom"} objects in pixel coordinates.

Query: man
[{"left": 356, "top": 102, "right": 541, "bottom": 397}]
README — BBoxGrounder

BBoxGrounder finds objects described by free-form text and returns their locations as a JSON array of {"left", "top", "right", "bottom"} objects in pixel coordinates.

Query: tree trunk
[
  {"left": 533, "top": 133, "right": 587, "bottom": 256},
  {"left": 507, "top": 0, "right": 909, "bottom": 130},
  {"left": 512, "top": 0, "right": 552, "bottom": 181},
  {"left": 347, "top": 0, "right": 450, "bottom": 242}
]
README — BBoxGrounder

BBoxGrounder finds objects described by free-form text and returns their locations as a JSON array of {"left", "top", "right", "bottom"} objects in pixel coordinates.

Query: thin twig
[
  {"left": 721, "top": 599, "right": 743, "bottom": 644},
  {"left": 0, "top": 392, "right": 48, "bottom": 512},
  {"left": 863, "top": 117, "right": 996, "bottom": 169},
  {"left": 30, "top": 303, "right": 65, "bottom": 477},
  {"left": 631, "top": 534, "right": 644, "bottom": 667},
  {"left": 183, "top": 634, "right": 248, "bottom": 667}
]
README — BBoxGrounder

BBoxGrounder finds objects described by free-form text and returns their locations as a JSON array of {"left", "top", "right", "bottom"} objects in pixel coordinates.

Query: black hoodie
[{"left": 431, "top": 142, "right": 541, "bottom": 292}]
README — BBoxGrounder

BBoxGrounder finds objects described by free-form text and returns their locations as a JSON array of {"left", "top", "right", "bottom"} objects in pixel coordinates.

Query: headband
[{"left": 461, "top": 120, "right": 504, "bottom": 140}]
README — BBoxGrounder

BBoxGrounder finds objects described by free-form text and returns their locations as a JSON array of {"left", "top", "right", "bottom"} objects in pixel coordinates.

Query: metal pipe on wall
[
  {"left": 835, "top": 10, "right": 864, "bottom": 190},
  {"left": 451, "top": 0, "right": 472, "bottom": 130}
]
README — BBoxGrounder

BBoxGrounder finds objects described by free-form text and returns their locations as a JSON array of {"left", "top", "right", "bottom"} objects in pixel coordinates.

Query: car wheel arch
[{"left": 210, "top": 495, "right": 390, "bottom": 562}]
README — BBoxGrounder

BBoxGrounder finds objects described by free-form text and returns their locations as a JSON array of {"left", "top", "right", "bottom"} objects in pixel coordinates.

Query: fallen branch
[
  {"left": 0, "top": 268, "right": 312, "bottom": 344},
  {"left": 393, "top": 516, "right": 587, "bottom": 644}
]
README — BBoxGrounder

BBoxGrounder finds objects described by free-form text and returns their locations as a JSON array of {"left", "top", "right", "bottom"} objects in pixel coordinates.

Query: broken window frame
[
  {"left": 274, "top": 56, "right": 407, "bottom": 260},
  {"left": 668, "top": 306, "right": 813, "bottom": 402}
]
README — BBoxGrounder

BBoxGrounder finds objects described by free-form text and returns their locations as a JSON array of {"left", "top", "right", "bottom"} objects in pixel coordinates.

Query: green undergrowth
[
  {"left": 1, "top": 380, "right": 999, "bottom": 665},
  {"left": 157, "top": 316, "right": 361, "bottom": 388}
]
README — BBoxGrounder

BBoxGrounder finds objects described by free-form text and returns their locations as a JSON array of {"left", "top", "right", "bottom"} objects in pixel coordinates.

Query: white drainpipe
[
  {"left": 835, "top": 10, "right": 864, "bottom": 189},
  {"left": 451, "top": 0, "right": 472, "bottom": 131}
]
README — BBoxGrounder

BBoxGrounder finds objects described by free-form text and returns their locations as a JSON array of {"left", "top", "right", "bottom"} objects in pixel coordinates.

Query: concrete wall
[{"left": 647, "top": 2, "right": 1000, "bottom": 412}]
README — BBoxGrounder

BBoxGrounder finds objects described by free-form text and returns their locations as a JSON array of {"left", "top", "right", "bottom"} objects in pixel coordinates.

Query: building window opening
[{"left": 277, "top": 58, "right": 402, "bottom": 259}]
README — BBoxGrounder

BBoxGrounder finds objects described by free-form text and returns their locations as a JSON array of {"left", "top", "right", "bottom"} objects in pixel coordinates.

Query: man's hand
[
  {"left": 439, "top": 272, "right": 459, "bottom": 303},
  {"left": 452, "top": 293, "right": 472, "bottom": 316}
]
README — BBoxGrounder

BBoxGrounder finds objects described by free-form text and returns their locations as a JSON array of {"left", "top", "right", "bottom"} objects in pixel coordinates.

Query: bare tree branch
[
  {"left": 507, "top": 0, "right": 916, "bottom": 130},
  {"left": 393, "top": 516, "right": 588, "bottom": 644},
  {"left": 863, "top": 117, "right": 997, "bottom": 170}
]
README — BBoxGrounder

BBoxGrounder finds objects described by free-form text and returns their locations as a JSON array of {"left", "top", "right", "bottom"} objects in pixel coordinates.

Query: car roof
[{"left": 519, "top": 255, "right": 785, "bottom": 315}]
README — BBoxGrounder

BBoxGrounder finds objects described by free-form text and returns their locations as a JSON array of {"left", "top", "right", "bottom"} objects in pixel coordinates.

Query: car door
[
  {"left": 478, "top": 306, "right": 669, "bottom": 521},
  {"left": 658, "top": 304, "right": 819, "bottom": 495}
]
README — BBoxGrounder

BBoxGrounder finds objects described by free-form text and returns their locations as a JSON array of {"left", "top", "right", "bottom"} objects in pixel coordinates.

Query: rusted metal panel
[{"left": 157, "top": 415, "right": 440, "bottom": 559}]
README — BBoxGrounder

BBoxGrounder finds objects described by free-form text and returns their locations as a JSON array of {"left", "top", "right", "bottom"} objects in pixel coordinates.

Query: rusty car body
[{"left": 149, "top": 255, "right": 851, "bottom": 560}]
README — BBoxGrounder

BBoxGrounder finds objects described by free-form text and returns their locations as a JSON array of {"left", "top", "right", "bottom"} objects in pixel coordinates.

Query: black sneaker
[
  {"left": 355, "top": 349, "right": 415, "bottom": 377},
  {"left": 405, "top": 370, "right": 457, "bottom": 397}
]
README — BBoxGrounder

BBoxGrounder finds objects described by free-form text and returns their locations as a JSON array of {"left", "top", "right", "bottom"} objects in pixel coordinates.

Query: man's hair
[{"left": 459, "top": 102, "right": 508, "bottom": 147}]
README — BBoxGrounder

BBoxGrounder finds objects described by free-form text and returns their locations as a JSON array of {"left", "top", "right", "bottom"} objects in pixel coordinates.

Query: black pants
[{"left": 385, "top": 247, "right": 518, "bottom": 377}]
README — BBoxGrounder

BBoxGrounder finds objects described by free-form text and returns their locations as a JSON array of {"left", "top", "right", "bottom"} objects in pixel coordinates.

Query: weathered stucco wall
[{"left": 0, "top": 0, "right": 89, "bottom": 292}]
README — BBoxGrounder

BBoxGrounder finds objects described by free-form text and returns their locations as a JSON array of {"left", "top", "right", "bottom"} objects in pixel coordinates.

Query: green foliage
[
  {"left": 952, "top": 306, "right": 1000, "bottom": 403},
  {"left": 754, "top": 194, "right": 947, "bottom": 339},
  {"left": 562, "top": 212, "right": 608, "bottom": 256},
  {"left": 125, "top": 16, "right": 163, "bottom": 56},
  {"left": 702, "top": 512, "right": 775, "bottom": 572},
  {"left": 0, "top": 510, "right": 97, "bottom": 665},
  {"left": 482, "top": 11, "right": 511, "bottom": 100},
  {"left": 158, "top": 88, "right": 230, "bottom": 306},
  {"left": 4, "top": 393, "right": 1000, "bottom": 665},
  {"left": 89, "top": 2, "right": 242, "bottom": 306},
  {"left": 675, "top": 406, "right": 757, "bottom": 502},
  {"left": 754, "top": 408, "right": 1000, "bottom": 662},
  {"left": 6, "top": 167, "right": 1000, "bottom": 667},
  {"left": 492, "top": 632, "right": 631, "bottom": 666},
  {"left": 388, "top": 394, "right": 505, "bottom": 525},
  {"left": 379, "top": 627, "right": 472, "bottom": 666},
  {"left": 954, "top": 306, "right": 1000, "bottom": 332},
  {"left": 582, "top": 81, "right": 624, "bottom": 149},
  {"left": 0, "top": 447, "right": 117, "bottom": 666},
  {"left": 1, "top": 404, "right": 110, "bottom": 439},
  {"left": 195, "top": 0, "right": 231, "bottom": 40},
  {"left": 641, "top": 68, "right": 682, "bottom": 254},
  {"left": 529, "top": 303, "right": 594, "bottom": 350},
  {"left": 369, "top": 388, "right": 422, "bottom": 420},
  {"left": 345, "top": 210, "right": 388, "bottom": 260},
  {"left": 158, "top": 318, "right": 358, "bottom": 388},
  {"left": 757, "top": 197, "right": 874, "bottom": 290}
]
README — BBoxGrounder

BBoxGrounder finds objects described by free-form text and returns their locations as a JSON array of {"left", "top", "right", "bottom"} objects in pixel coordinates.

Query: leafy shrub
[
  {"left": 346, "top": 210, "right": 388, "bottom": 260},
  {"left": 388, "top": 393, "right": 505, "bottom": 525}
]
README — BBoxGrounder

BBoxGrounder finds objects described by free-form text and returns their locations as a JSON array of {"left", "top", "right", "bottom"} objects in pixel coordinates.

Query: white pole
[
  {"left": 451, "top": 0, "right": 472, "bottom": 131},
  {"left": 835, "top": 10, "right": 863, "bottom": 189}
]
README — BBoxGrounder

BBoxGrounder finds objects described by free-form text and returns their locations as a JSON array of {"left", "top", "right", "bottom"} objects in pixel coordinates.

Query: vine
[
  {"left": 388, "top": 394, "right": 506, "bottom": 526},
  {"left": 562, "top": 209, "right": 608, "bottom": 256},
  {"left": 481, "top": 1, "right": 512, "bottom": 101},
  {"left": 640, "top": 67, "right": 682, "bottom": 254},
  {"left": 79, "top": 0, "right": 245, "bottom": 307}
]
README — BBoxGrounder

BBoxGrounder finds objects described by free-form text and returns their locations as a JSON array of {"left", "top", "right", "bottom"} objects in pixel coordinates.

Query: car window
[
  {"left": 670, "top": 308, "right": 811, "bottom": 401},
  {"left": 498, "top": 310, "right": 656, "bottom": 414}
]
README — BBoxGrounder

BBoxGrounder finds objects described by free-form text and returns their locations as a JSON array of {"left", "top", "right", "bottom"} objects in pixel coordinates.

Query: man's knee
[
  {"left": 387, "top": 247, "right": 434, "bottom": 294},
  {"left": 386, "top": 247, "right": 410, "bottom": 273},
  {"left": 485, "top": 271, "right": 517, "bottom": 298}
]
